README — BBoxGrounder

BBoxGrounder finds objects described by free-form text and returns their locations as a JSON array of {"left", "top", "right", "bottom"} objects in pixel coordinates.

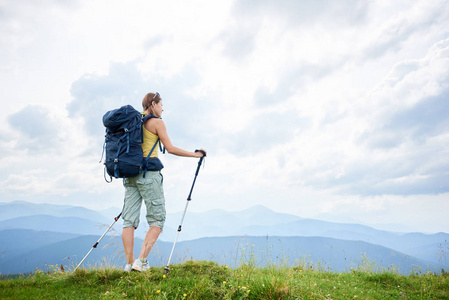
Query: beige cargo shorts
[{"left": 122, "top": 171, "right": 165, "bottom": 229}]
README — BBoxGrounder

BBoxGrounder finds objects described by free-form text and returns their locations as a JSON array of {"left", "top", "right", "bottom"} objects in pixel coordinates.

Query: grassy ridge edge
[{"left": 1, "top": 260, "right": 448, "bottom": 299}]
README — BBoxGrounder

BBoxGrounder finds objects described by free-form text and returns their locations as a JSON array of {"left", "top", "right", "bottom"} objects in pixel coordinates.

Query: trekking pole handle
[
  {"left": 194, "top": 150, "right": 206, "bottom": 175},
  {"left": 195, "top": 149, "right": 206, "bottom": 157}
]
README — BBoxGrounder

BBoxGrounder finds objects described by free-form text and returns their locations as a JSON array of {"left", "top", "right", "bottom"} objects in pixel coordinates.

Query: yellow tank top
[{"left": 142, "top": 125, "right": 159, "bottom": 158}]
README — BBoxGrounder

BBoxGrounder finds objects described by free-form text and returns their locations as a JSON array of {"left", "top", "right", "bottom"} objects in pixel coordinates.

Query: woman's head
[{"left": 142, "top": 92, "right": 163, "bottom": 117}]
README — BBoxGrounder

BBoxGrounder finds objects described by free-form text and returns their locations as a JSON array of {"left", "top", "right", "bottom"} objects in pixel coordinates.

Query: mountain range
[{"left": 0, "top": 201, "right": 447, "bottom": 275}]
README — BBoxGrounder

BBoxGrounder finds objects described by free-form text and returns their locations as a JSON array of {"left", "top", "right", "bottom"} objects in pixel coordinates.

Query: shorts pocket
[
  {"left": 151, "top": 197, "right": 164, "bottom": 206},
  {"left": 136, "top": 174, "right": 152, "bottom": 185},
  {"left": 147, "top": 197, "right": 166, "bottom": 226}
]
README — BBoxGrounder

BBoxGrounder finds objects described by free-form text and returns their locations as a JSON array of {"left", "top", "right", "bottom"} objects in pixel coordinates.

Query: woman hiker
[{"left": 122, "top": 92, "right": 206, "bottom": 272}]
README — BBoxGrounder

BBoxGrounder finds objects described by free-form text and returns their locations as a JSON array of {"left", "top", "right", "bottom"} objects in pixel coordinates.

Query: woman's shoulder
[
  {"left": 147, "top": 117, "right": 164, "bottom": 125},
  {"left": 145, "top": 117, "right": 164, "bottom": 133}
]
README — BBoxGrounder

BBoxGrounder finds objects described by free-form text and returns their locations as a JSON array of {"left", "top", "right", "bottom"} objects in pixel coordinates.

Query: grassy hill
[{"left": 1, "top": 260, "right": 448, "bottom": 299}]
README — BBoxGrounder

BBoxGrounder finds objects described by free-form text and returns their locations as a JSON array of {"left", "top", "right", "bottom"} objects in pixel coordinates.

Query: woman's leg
[
  {"left": 122, "top": 176, "right": 143, "bottom": 265},
  {"left": 122, "top": 227, "right": 135, "bottom": 264},
  {"left": 138, "top": 171, "right": 166, "bottom": 260},
  {"left": 139, "top": 226, "right": 162, "bottom": 259}
]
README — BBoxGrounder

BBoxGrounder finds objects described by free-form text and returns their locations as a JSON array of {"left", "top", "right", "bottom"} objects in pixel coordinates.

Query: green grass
[{"left": 1, "top": 260, "right": 448, "bottom": 299}]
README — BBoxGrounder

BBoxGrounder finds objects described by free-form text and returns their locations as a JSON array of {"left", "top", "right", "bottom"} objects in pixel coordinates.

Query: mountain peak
[{"left": 242, "top": 205, "right": 273, "bottom": 213}]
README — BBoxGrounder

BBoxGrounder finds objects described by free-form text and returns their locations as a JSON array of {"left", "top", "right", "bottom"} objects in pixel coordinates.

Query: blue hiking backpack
[{"left": 101, "top": 105, "right": 162, "bottom": 182}]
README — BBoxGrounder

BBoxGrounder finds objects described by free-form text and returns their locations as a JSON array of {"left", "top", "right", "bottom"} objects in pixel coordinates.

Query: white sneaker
[
  {"left": 124, "top": 263, "right": 132, "bottom": 272},
  {"left": 132, "top": 259, "right": 149, "bottom": 272},
  {"left": 142, "top": 261, "right": 149, "bottom": 271}
]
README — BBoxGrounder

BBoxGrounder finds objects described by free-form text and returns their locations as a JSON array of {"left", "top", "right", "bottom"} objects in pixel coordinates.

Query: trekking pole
[
  {"left": 73, "top": 212, "right": 122, "bottom": 272},
  {"left": 164, "top": 150, "right": 206, "bottom": 274}
]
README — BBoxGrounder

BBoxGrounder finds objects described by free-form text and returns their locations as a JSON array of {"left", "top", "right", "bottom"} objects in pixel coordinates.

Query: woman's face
[{"left": 152, "top": 100, "right": 163, "bottom": 117}]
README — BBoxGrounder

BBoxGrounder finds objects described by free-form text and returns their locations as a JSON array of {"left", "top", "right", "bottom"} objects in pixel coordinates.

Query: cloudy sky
[{"left": 1, "top": 0, "right": 448, "bottom": 233}]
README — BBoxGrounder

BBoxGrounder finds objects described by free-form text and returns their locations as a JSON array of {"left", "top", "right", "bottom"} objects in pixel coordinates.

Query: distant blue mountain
[
  {"left": 0, "top": 201, "right": 448, "bottom": 273},
  {"left": 0, "top": 201, "right": 108, "bottom": 223},
  {"left": 163, "top": 205, "right": 302, "bottom": 241},
  {"left": 238, "top": 219, "right": 449, "bottom": 263},
  {"left": 163, "top": 207, "right": 449, "bottom": 265},
  {"left": 0, "top": 233, "right": 442, "bottom": 275},
  {"left": 0, "top": 215, "right": 109, "bottom": 235},
  {"left": 0, "top": 234, "right": 126, "bottom": 275},
  {"left": 177, "top": 236, "right": 440, "bottom": 274},
  {"left": 0, "top": 229, "right": 80, "bottom": 260}
]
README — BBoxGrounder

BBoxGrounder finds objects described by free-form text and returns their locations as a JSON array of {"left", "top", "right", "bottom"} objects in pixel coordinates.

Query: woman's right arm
[{"left": 154, "top": 119, "right": 205, "bottom": 158}]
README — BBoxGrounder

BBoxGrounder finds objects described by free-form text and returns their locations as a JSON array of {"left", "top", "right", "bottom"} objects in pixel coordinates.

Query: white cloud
[{"left": 0, "top": 0, "right": 449, "bottom": 233}]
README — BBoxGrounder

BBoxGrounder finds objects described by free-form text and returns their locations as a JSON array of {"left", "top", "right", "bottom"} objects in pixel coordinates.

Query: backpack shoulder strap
[
  {"left": 145, "top": 138, "right": 160, "bottom": 160},
  {"left": 142, "top": 113, "right": 161, "bottom": 123},
  {"left": 142, "top": 138, "right": 161, "bottom": 178}
]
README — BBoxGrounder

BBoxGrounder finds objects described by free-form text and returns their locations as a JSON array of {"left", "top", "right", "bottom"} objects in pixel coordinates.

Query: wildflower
[
  {"left": 163, "top": 275, "right": 166, "bottom": 279},
  {"left": 223, "top": 281, "right": 226, "bottom": 284},
  {"left": 157, "top": 290, "right": 161, "bottom": 294},
  {"left": 183, "top": 294, "right": 187, "bottom": 297}
]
